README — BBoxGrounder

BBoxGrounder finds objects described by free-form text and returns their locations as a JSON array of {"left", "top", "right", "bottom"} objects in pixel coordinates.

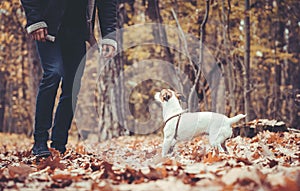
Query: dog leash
[{"left": 164, "top": 109, "right": 188, "bottom": 140}]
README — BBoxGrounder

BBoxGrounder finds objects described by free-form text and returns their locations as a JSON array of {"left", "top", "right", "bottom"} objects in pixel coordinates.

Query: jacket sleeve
[
  {"left": 97, "top": 0, "right": 117, "bottom": 49},
  {"left": 21, "top": 0, "right": 47, "bottom": 34}
]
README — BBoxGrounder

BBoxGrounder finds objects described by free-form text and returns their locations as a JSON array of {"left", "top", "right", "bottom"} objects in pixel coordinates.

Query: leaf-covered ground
[{"left": 0, "top": 131, "right": 299, "bottom": 191}]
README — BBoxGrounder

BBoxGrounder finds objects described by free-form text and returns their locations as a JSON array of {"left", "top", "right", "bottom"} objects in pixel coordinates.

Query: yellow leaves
[
  {"left": 0, "top": 33, "right": 14, "bottom": 44},
  {"left": 251, "top": 45, "right": 296, "bottom": 65},
  {"left": 154, "top": 45, "right": 161, "bottom": 53},
  {"left": 8, "top": 34, "right": 14, "bottom": 43},
  {"left": 0, "top": 1, "right": 13, "bottom": 13},
  {"left": 75, "top": 144, "right": 86, "bottom": 155},
  {"left": 1, "top": 0, "right": 33, "bottom": 134},
  {"left": 21, "top": 18, "right": 27, "bottom": 27}
]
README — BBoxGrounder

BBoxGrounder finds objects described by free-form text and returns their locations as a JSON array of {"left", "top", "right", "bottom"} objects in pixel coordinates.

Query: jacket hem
[
  {"left": 46, "top": 35, "right": 55, "bottom": 42},
  {"left": 26, "top": 21, "right": 48, "bottom": 34},
  {"left": 101, "top": 38, "right": 117, "bottom": 52}
]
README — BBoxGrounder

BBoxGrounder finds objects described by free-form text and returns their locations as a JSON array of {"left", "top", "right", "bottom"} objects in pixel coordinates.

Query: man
[{"left": 21, "top": 0, "right": 117, "bottom": 157}]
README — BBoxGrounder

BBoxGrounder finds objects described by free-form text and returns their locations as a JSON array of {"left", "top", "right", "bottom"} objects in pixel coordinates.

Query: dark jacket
[{"left": 21, "top": 0, "right": 117, "bottom": 47}]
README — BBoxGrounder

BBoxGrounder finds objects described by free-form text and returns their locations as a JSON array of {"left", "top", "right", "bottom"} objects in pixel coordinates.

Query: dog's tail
[{"left": 228, "top": 114, "right": 246, "bottom": 125}]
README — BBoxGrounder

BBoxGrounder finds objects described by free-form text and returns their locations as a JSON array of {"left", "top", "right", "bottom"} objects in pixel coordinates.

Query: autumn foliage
[
  {"left": 1, "top": 0, "right": 300, "bottom": 190},
  {"left": 0, "top": 131, "right": 299, "bottom": 190},
  {"left": 1, "top": 0, "right": 300, "bottom": 135}
]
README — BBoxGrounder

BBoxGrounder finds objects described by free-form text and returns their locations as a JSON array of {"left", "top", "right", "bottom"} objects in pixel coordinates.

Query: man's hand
[
  {"left": 31, "top": 28, "right": 48, "bottom": 42},
  {"left": 102, "top": 44, "right": 115, "bottom": 58}
]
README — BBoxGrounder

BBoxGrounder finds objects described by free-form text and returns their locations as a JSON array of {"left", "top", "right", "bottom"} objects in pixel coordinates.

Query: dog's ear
[
  {"left": 175, "top": 92, "right": 186, "bottom": 102},
  {"left": 154, "top": 92, "right": 162, "bottom": 102}
]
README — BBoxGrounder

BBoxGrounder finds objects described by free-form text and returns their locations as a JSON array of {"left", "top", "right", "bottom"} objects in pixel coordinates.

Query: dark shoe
[
  {"left": 32, "top": 141, "right": 51, "bottom": 157},
  {"left": 50, "top": 142, "right": 66, "bottom": 154}
]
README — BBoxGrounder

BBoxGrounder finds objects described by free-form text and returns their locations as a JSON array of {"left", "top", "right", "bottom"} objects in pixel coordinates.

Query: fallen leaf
[
  {"left": 37, "top": 156, "right": 65, "bottom": 171},
  {"left": 202, "top": 152, "right": 222, "bottom": 163},
  {"left": 8, "top": 163, "right": 32, "bottom": 182},
  {"left": 236, "top": 157, "right": 253, "bottom": 165},
  {"left": 143, "top": 166, "right": 168, "bottom": 180},
  {"left": 221, "top": 167, "right": 261, "bottom": 186},
  {"left": 92, "top": 180, "right": 114, "bottom": 191},
  {"left": 100, "top": 161, "right": 116, "bottom": 180},
  {"left": 267, "top": 158, "right": 278, "bottom": 168},
  {"left": 50, "top": 179, "right": 72, "bottom": 188},
  {"left": 252, "top": 150, "right": 260, "bottom": 159},
  {"left": 182, "top": 173, "right": 201, "bottom": 185}
]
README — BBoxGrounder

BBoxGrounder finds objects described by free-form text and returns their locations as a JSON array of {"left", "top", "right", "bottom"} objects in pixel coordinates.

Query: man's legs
[
  {"left": 33, "top": 41, "right": 63, "bottom": 157},
  {"left": 50, "top": 28, "right": 86, "bottom": 153}
]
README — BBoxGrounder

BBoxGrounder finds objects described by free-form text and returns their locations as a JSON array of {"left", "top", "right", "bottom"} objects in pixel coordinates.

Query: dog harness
[{"left": 164, "top": 109, "right": 188, "bottom": 140}]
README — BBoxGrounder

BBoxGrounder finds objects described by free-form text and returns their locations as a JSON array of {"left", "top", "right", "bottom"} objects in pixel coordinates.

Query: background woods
[
  {"left": 0, "top": 0, "right": 41, "bottom": 134},
  {"left": 0, "top": 0, "right": 300, "bottom": 137}
]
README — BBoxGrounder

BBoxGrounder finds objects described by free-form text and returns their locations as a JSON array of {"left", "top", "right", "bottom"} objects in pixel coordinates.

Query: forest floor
[{"left": 0, "top": 130, "right": 299, "bottom": 191}]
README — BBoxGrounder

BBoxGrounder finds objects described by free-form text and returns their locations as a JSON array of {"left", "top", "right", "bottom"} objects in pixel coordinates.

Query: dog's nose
[{"left": 163, "top": 94, "right": 170, "bottom": 101}]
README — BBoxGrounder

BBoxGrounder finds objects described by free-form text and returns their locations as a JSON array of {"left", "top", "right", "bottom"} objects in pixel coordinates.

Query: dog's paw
[
  {"left": 162, "top": 151, "right": 174, "bottom": 158},
  {"left": 218, "top": 145, "right": 225, "bottom": 152},
  {"left": 205, "top": 146, "right": 214, "bottom": 153}
]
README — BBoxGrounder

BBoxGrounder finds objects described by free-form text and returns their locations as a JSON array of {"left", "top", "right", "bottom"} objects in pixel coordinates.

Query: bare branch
[
  {"left": 171, "top": 8, "right": 197, "bottom": 77},
  {"left": 188, "top": 0, "right": 210, "bottom": 111}
]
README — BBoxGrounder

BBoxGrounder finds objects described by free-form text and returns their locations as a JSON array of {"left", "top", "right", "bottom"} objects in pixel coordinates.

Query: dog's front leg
[
  {"left": 162, "top": 136, "right": 173, "bottom": 157},
  {"left": 169, "top": 139, "right": 177, "bottom": 153},
  {"left": 162, "top": 139, "right": 172, "bottom": 157},
  {"left": 217, "top": 144, "right": 225, "bottom": 152}
]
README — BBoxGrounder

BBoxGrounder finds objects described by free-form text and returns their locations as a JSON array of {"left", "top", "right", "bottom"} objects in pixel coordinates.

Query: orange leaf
[
  {"left": 267, "top": 133, "right": 282, "bottom": 144},
  {"left": 202, "top": 152, "right": 222, "bottom": 163},
  {"left": 143, "top": 166, "right": 168, "bottom": 180},
  {"left": 252, "top": 151, "right": 260, "bottom": 159},
  {"left": 51, "top": 174, "right": 72, "bottom": 181}
]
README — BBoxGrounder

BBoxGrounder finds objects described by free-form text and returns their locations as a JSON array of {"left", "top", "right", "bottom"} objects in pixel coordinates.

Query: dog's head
[{"left": 154, "top": 89, "right": 186, "bottom": 103}]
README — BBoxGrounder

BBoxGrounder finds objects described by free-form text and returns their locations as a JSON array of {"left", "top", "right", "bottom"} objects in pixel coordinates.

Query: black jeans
[{"left": 34, "top": 27, "right": 86, "bottom": 146}]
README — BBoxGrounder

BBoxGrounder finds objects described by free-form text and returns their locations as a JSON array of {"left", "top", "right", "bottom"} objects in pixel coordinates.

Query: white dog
[{"left": 155, "top": 89, "right": 246, "bottom": 157}]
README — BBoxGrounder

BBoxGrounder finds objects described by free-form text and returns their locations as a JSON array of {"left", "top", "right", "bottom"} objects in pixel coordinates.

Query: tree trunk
[
  {"left": 243, "top": 0, "right": 251, "bottom": 122},
  {"left": 221, "top": 0, "right": 235, "bottom": 116},
  {"left": 287, "top": 10, "right": 300, "bottom": 129},
  {"left": 0, "top": 71, "right": 8, "bottom": 132},
  {"left": 271, "top": 0, "right": 284, "bottom": 120},
  {"left": 147, "top": 0, "right": 172, "bottom": 62},
  {"left": 146, "top": 0, "right": 183, "bottom": 94}
]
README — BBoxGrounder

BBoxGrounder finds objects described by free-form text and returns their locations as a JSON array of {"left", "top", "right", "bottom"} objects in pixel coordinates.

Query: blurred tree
[
  {"left": 221, "top": 0, "right": 236, "bottom": 115},
  {"left": 96, "top": 2, "right": 130, "bottom": 141},
  {"left": 0, "top": 0, "right": 38, "bottom": 135},
  {"left": 1, "top": 0, "right": 300, "bottom": 137},
  {"left": 243, "top": 0, "right": 251, "bottom": 122}
]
